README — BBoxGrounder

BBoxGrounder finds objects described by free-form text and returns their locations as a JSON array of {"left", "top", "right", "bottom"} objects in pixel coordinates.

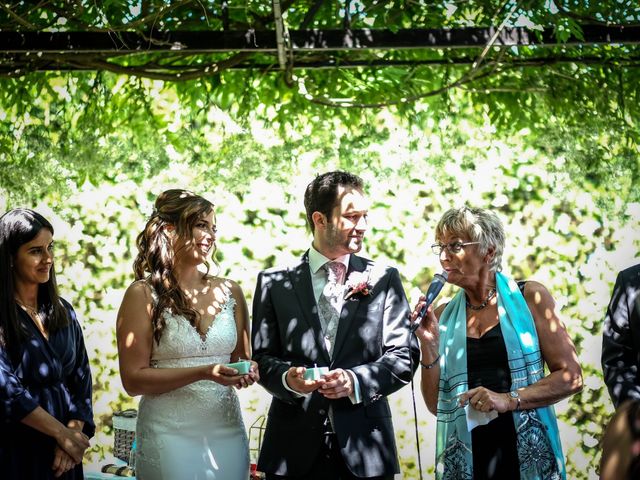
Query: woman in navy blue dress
[{"left": 0, "top": 209, "right": 94, "bottom": 479}]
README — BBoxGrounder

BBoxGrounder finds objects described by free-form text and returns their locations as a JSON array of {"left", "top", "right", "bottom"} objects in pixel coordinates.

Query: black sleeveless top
[{"left": 465, "top": 281, "right": 526, "bottom": 480}]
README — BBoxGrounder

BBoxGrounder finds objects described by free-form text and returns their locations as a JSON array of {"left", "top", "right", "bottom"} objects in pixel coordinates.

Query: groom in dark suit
[
  {"left": 252, "top": 171, "right": 419, "bottom": 480},
  {"left": 602, "top": 263, "right": 640, "bottom": 407}
]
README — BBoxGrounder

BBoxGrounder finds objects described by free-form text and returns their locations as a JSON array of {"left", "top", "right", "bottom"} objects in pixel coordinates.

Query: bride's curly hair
[{"left": 134, "top": 189, "right": 215, "bottom": 344}]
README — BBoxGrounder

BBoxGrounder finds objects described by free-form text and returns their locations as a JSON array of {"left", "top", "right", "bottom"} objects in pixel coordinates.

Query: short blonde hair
[{"left": 435, "top": 207, "right": 505, "bottom": 272}]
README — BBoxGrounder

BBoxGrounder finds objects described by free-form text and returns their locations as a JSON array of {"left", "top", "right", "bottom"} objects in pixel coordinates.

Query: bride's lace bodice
[
  {"left": 137, "top": 293, "right": 243, "bottom": 426},
  {"left": 150, "top": 295, "right": 238, "bottom": 368}
]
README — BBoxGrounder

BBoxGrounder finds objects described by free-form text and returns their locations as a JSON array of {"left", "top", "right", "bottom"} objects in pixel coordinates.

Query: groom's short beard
[
  {"left": 326, "top": 223, "right": 362, "bottom": 254},
  {"left": 326, "top": 224, "right": 345, "bottom": 251}
]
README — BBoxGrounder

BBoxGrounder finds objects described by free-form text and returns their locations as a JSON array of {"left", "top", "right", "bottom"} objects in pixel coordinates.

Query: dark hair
[
  {"left": 303, "top": 171, "right": 364, "bottom": 233},
  {"left": 133, "top": 189, "right": 215, "bottom": 344},
  {"left": 0, "top": 208, "right": 68, "bottom": 357}
]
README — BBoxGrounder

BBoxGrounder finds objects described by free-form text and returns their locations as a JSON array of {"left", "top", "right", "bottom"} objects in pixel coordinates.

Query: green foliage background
[
  {"left": 1, "top": 2, "right": 640, "bottom": 477},
  {"left": 1, "top": 94, "right": 636, "bottom": 477}
]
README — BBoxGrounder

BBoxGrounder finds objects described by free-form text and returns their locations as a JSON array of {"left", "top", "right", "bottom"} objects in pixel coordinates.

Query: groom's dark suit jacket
[
  {"left": 603, "top": 263, "right": 640, "bottom": 407},
  {"left": 252, "top": 252, "right": 419, "bottom": 478}
]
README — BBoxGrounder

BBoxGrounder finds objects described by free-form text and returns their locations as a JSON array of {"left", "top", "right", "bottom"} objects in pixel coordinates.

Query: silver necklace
[{"left": 466, "top": 288, "right": 496, "bottom": 310}]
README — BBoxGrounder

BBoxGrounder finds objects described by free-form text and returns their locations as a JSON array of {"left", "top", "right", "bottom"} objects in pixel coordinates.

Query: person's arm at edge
[{"left": 602, "top": 270, "right": 640, "bottom": 408}]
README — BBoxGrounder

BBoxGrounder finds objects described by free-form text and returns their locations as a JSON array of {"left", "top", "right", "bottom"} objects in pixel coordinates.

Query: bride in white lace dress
[{"left": 116, "top": 189, "right": 259, "bottom": 480}]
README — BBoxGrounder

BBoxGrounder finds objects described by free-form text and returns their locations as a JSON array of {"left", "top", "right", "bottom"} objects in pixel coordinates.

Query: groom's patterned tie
[{"left": 318, "top": 261, "right": 346, "bottom": 356}]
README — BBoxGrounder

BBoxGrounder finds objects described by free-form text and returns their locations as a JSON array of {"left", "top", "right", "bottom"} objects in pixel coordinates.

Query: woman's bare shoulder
[{"left": 206, "top": 276, "right": 245, "bottom": 302}]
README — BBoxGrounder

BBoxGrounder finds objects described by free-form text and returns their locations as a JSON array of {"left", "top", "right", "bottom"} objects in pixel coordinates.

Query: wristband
[
  {"left": 420, "top": 354, "right": 441, "bottom": 369},
  {"left": 509, "top": 390, "right": 521, "bottom": 410}
]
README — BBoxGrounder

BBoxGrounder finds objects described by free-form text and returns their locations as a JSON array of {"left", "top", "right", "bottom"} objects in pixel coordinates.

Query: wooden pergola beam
[{"left": 1, "top": 25, "right": 638, "bottom": 54}]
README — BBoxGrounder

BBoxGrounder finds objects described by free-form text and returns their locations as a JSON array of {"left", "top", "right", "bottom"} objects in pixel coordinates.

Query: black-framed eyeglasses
[{"left": 431, "top": 241, "right": 480, "bottom": 255}]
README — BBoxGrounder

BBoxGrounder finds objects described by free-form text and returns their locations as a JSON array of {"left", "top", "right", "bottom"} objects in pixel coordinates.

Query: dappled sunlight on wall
[{"left": 28, "top": 119, "right": 640, "bottom": 479}]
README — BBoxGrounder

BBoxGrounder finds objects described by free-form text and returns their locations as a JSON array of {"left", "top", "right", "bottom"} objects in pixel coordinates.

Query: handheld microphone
[{"left": 411, "top": 271, "right": 448, "bottom": 331}]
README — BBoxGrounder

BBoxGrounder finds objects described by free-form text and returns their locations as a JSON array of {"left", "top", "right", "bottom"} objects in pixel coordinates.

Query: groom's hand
[
  {"left": 285, "top": 367, "right": 324, "bottom": 394},
  {"left": 319, "top": 369, "right": 354, "bottom": 399}
]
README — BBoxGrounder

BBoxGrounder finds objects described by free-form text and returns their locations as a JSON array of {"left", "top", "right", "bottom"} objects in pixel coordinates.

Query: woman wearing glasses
[{"left": 411, "top": 207, "right": 582, "bottom": 480}]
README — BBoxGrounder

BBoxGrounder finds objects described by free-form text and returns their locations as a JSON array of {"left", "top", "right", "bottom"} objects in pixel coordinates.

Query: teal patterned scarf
[{"left": 435, "top": 272, "right": 566, "bottom": 480}]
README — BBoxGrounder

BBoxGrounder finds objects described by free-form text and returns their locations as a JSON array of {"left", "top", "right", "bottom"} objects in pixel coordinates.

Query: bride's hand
[
  {"left": 204, "top": 364, "right": 243, "bottom": 386},
  {"left": 234, "top": 361, "right": 260, "bottom": 390}
]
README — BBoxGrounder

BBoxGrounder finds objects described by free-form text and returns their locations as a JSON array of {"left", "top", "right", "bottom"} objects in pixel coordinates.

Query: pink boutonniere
[{"left": 344, "top": 271, "right": 373, "bottom": 300}]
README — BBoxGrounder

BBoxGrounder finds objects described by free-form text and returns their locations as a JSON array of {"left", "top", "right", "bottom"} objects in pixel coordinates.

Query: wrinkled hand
[
  {"left": 52, "top": 446, "right": 76, "bottom": 477},
  {"left": 285, "top": 367, "right": 324, "bottom": 394},
  {"left": 319, "top": 368, "right": 354, "bottom": 399},
  {"left": 410, "top": 298, "right": 439, "bottom": 345},
  {"left": 459, "top": 386, "right": 513, "bottom": 414},
  {"left": 55, "top": 427, "right": 90, "bottom": 464},
  {"left": 411, "top": 298, "right": 440, "bottom": 366},
  {"left": 206, "top": 364, "right": 244, "bottom": 387},
  {"left": 234, "top": 360, "right": 261, "bottom": 389}
]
